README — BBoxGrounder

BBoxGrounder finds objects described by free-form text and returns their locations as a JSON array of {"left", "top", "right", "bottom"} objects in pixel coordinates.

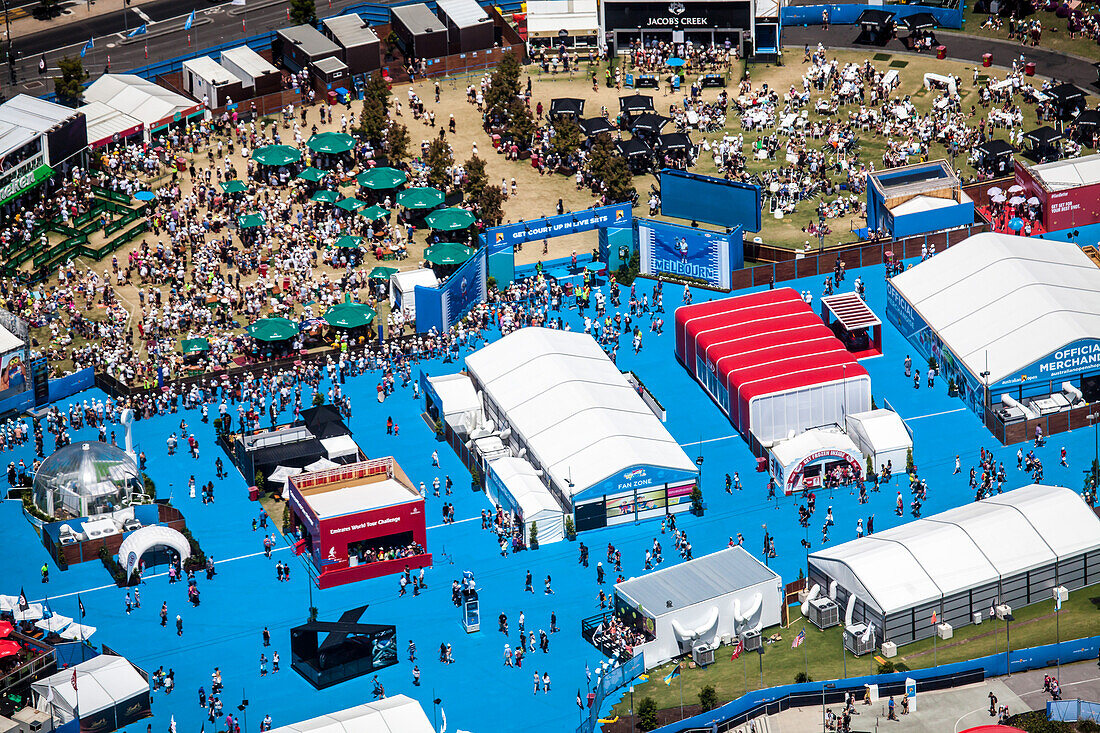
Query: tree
[
  {"left": 464, "top": 155, "right": 488, "bottom": 193},
  {"left": 550, "top": 116, "right": 583, "bottom": 158},
  {"left": 586, "top": 134, "right": 636, "bottom": 204},
  {"left": 54, "top": 56, "right": 88, "bottom": 107},
  {"left": 564, "top": 515, "right": 576, "bottom": 539},
  {"left": 312, "top": 391, "right": 325, "bottom": 406},
  {"left": 356, "top": 96, "right": 386, "bottom": 146},
  {"left": 289, "top": 0, "right": 317, "bottom": 27},
  {"left": 637, "top": 697, "right": 659, "bottom": 732},
  {"left": 424, "top": 138, "right": 454, "bottom": 190},
  {"left": 365, "top": 71, "right": 392, "bottom": 112},
  {"left": 383, "top": 122, "right": 410, "bottom": 161},
  {"left": 505, "top": 99, "right": 537, "bottom": 151},
  {"left": 476, "top": 185, "right": 504, "bottom": 227},
  {"left": 905, "top": 447, "right": 915, "bottom": 475},
  {"left": 529, "top": 521, "right": 538, "bottom": 549},
  {"left": 484, "top": 51, "right": 522, "bottom": 119},
  {"left": 38, "top": 0, "right": 58, "bottom": 18},
  {"left": 698, "top": 684, "right": 719, "bottom": 712},
  {"left": 690, "top": 482, "right": 704, "bottom": 514},
  {"left": 794, "top": 672, "right": 813, "bottom": 684}
]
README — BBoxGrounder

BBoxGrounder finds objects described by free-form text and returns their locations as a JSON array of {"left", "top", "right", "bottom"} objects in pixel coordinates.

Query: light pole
[
  {"left": 629, "top": 685, "right": 635, "bottom": 732},
  {"left": 1004, "top": 612, "right": 1015, "bottom": 677},
  {"left": 1088, "top": 412, "right": 1099, "bottom": 498},
  {"left": 822, "top": 682, "right": 836, "bottom": 733}
]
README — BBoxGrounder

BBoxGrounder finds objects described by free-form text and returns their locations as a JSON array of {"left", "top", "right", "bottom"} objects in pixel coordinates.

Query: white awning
[
  {"left": 58, "top": 623, "right": 97, "bottom": 641},
  {"left": 305, "top": 457, "right": 340, "bottom": 472},
  {"left": 268, "top": 465, "right": 303, "bottom": 486},
  {"left": 35, "top": 614, "right": 73, "bottom": 634},
  {"left": 320, "top": 435, "right": 359, "bottom": 460},
  {"left": 526, "top": 0, "right": 599, "bottom": 37},
  {"left": 33, "top": 655, "right": 148, "bottom": 720},
  {"left": 267, "top": 695, "right": 433, "bottom": 733}
]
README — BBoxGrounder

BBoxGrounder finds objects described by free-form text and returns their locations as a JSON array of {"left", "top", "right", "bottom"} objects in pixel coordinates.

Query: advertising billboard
[
  {"left": 0, "top": 349, "right": 28, "bottom": 403},
  {"left": 317, "top": 500, "right": 425, "bottom": 573},
  {"left": 414, "top": 246, "right": 488, "bottom": 333},
  {"left": 660, "top": 169, "right": 762, "bottom": 232},
  {"left": 483, "top": 203, "right": 633, "bottom": 253},
  {"left": 636, "top": 218, "right": 742, "bottom": 289}
]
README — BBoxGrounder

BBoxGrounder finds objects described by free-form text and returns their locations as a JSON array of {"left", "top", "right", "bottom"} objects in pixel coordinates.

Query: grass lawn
[
  {"left": 613, "top": 591, "right": 1100, "bottom": 717},
  {"left": 959, "top": 4, "right": 1100, "bottom": 60}
]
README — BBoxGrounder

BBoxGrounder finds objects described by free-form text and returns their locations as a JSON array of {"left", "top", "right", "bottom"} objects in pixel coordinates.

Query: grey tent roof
[
  {"left": 278, "top": 25, "right": 341, "bottom": 56},
  {"left": 323, "top": 14, "right": 381, "bottom": 47},
  {"left": 615, "top": 546, "right": 778, "bottom": 615},
  {"left": 391, "top": 3, "right": 447, "bottom": 34}
]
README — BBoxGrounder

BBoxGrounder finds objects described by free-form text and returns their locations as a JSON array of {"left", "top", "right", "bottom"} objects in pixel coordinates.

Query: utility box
[
  {"left": 741, "top": 629, "right": 762, "bottom": 653},
  {"left": 881, "top": 641, "right": 897, "bottom": 658},
  {"left": 936, "top": 623, "right": 953, "bottom": 640},
  {"left": 973, "top": 611, "right": 983, "bottom": 625},
  {"left": 995, "top": 604, "right": 1012, "bottom": 620},
  {"left": 807, "top": 597, "right": 840, "bottom": 629}
]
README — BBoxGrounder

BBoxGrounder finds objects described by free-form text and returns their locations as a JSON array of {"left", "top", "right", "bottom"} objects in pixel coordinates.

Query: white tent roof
[
  {"left": 0, "top": 323, "right": 24, "bottom": 355},
  {"left": 220, "top": 46, "right": 279, "bottom": 80},
  {"left": 889, "top": 232, "right": 1100, "bottom": 385},
  {"left": 489, "top": 457, "right": 562, "bottom": 519},
  {"left": 1024, "top": 152, "right": 1100, "bottom": 191},
  {"left": 182, "top": 56, "right": 242, "bottom": 87},
  {"left": 526, "top": 0, "right": 599, "bottom": 36},
  {"left": 320, "top": 435, "right": 359, "bottom": 460},
  {"left": 83, "top": 75, "right": 197, "bottom": 128},
  {"left": 464, "top": 328, "right": 695, "bottom": 499},
  {"left": 845, "top": 410, "right": 912, "bottom": 454},
  {"left": 809, "top": 484, "right": 1100, "bottom": 616},
  {"left": 79, "top": 101, "right": 143, "bottom": 147},
  {"left": 890, "top": 191, "right": 971, "bottom": 216},
  {"left": 305, "top": 457, "right": 340, "bottom": 472},
  {"left": 0, "top": 94, "right": 78, "bottom": 158},
  {"left": 436, "top": 0, "right": 490, "bottom": 28},
  {"left": 33, "top": 655, "right": 148, "bottom": 718},
  {"left": 427, "top": 374, "right": 481, "bottom": 418},
  {"left": 268, "top": 695, "right": 433, "bottom": 733},
  {"left": 304, "top": 478, "right": 417, "bottom": 519},
  {"left": 770, "top": 428, "right": 861, "bottom": 467},
  {"left": 58, "top": 623, "right": 97, "bottom": 641}
]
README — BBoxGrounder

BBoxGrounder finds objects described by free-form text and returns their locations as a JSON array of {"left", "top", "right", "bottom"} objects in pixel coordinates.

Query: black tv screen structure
[{"left": 290, "top": 606, "right": 398, "bottom": 689}]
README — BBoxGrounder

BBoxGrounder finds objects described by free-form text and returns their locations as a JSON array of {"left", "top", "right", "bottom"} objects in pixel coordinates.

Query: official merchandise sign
[
  {"left": 484, "top": 203, "right": 632, "bottom": 253},
  {"left": 999, "top": 339, "right": 1100, "bottom": 388},
  {"left": 635, "top": 218, "right": 740, "bottom": 289}
]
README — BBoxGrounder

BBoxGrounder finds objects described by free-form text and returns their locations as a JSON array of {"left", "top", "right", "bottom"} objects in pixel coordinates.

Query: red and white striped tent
[{"left": 675, "top": 288, "right": 871, "bottom": 446}]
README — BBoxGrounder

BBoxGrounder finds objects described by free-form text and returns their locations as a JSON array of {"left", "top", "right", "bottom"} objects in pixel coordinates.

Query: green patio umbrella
[
  {"left": 359, "top": 204, "right": 389, "bottom": 222},
  {"left": 369, "top": 266, "right": 398, "bottom": 280},
  {"left": 252, "top": 145, "right": 301, "bottom": 166},
  {"left": 323, "top": 302, "right": 377, "bottom": 329},
  {"left": 307, "top": 131, "right": 356, "bottom": 155},
  {"left": 333, "top": 235, "right": 363, "bottom": 249},
  {"left": 246, "top": 317, "right": 298, "bottom": 342},
  {"left": 238, "top": 213, "right": 265, "bottom": 228},
  {"left": 397, "top": 186, "right": 445, "bottom": 210},
  {"left": 425, "top": 207, "right": 476, "bottom": 232},
  {"left": 424, "top": 243, "right": 474, "bottom": 266},
  {"left": 219, "top": 180, "right": 247, "bottom": 194},
  {"left": 310, "top": 190, "right": 340, "bottom": 204},
  {"left": 357, "top": 167, "right": 408, "bottom": 190},
  {"left": 296, "top": 167, "right": 326, "bottom": 183},
  {"left": 181, "top": 337, "right": 210, "bottom": 354},
  {"left": 335, "top": 197, "right": 366, "bottom": 212}
]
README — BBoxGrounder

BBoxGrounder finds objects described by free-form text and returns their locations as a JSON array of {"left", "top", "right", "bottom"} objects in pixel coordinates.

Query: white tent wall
[
  {"left": 388, "top": 270, "right": 438, "bottom": 319},
  {"left": 749, "top": 375, "right": 871, "bottom": 445},
  {"left": 844, "top": 410, "right": 912, "bottom": 469},
  {"left": 485, "top": 457, "right": 565, "bottom": 544}
]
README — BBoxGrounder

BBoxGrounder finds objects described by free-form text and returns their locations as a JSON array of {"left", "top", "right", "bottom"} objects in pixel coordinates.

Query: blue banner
[
  {"left": 483, "top": 204, "right": 633, "bottom": 254},
  {"left": 635, "top": 218, "right": 743, "bottom": 289},
  {"left": 414, "top": 248, "right": 488, "bottom": 333}
]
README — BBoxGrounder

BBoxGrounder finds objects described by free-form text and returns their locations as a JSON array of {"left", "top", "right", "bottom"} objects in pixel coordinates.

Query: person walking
[
  {"left": 263, "top": 627, "right": 270, "bottom": 646},
  {"left": 176, "top": 615, "right": 184, "bottom": 636}
]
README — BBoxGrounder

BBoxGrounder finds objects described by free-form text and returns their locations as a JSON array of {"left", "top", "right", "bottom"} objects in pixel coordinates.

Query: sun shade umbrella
[
  {"left": 359, "top": 204, "right": 389, "bottom": 222},
  {"left": 220, "top": 180, "right": 248, "bottom": 194},
  {"left": 666, "top": 57, "right": 685, "bottom": 67},
  {"left": 237, "top": 213, "right": 265, "bottom": 229},
  {"left": 311, "top": 190, "right": 340, "bottom": 204},
  {"left": 986, "top": 186, "right": 1003, "bottom": 196},
  {"left": 369, "top": 266, "right": 398, "bottom": 280},
  {"left": 0, "top": 640, "right": 20, "bottom": 658},
  {"left": 296, "top": 167, "right": 326, "bottom": 183},
  {"left": 631, "top": 113, "right": 671, "bottom": 134},
  {"left": 424, "top": 243, "right": 474, "bottom": 265},
  {"left": 357, "top": 167, "right": 407, "bottom": 190},
  {"left": 0, "top": 621, "right": 12, "bottom": 637},
  {"left": 578, "top": 117, "right": 615, "bottom": 137},
  {"left": 324, "top": 302, "right": 377, "bottom": 328},
  {"left": 335, "top": 197, "right": 367, "bottom": 212},
  {"left": 252, "top": 145, "right": 301, "bottom": 166},
  {"left": 181, "top": 337, "right": 210, "bottom": 354},
  {"left": 307, "top": 131, "right": 356, "bottom": 154},
  {"left": 397, "top": 187, "right": 445, "bottom": 210},
  {"left": 134, "top": 190, "right": 154, "bottom": 202},
  {"left": 333, "top": 235, "right": 363, "bottom": 249},
  {"left": 247, "top": 317, "right": 298, "bottom": 342},
  {"left": 425, "top": 207, "right": 476, "bottom": 231}
]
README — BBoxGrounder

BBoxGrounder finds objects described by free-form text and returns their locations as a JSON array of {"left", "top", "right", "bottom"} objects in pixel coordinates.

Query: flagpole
[{"left": 678, "top": 666, "right": 684, "bottom": 720}]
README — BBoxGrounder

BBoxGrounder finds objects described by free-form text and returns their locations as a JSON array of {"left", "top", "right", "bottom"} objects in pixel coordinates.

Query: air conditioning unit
[
  {"left": 973, "top": 611, "right": 983, "bottom": 625},
  {"left": 691, "top": 640, "right": 714, "bottom": 667},
  {"left": 741, "top": 629, "right": 762, "bottom": 653},
  {"left": 807, "top": 597, "right": 840, "bottom": 630},
  {"left": 880, "top": 641, "right": 897, "bottom": 658},
  {"left": 995, "top": 604, "right": 1011, "bottom": 620},
  {"left": 936, "top": 623, "right": 953, "bottom": 640}
]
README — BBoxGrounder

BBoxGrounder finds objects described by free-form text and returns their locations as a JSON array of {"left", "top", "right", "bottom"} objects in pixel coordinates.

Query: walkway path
[{"left": 781, "top": 25, "right": 1100, "bottom": 94}]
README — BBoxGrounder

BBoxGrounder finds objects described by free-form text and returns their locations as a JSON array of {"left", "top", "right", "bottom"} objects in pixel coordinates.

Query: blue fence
[
  {"left": 0, "top": 367, "right": 95, "bottom": 416},
  {"left": 781, "top": 3, "right": 963, "bottom": 29},
  {"left": 648, "top": 635, "right": 1100, "bottom": 733},
  {"left": 1049, "top": 699, "right": 1100, "bottom": 723},
  {"left": 577, "top": 654, "right": 647, "bottom": 733}
]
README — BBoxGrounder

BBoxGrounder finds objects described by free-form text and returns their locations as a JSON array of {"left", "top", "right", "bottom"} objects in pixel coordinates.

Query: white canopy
[
  {"left": 526, "top": 0, "right": 599, "bottom": 37},
  {"left": 58, "top": 623, "right": 97, "bottom": 641},
  {"left": 845, "top": 409, "right": 912, "bottom": 467},
  {"left": 35, "top": 614, "right": 73, "bottom": 634},
  {"left": 79, "top": 100, "right": 143, "bottom": 147},
  {"left": 117, "top": 525, "right": 191, "bottom": 577},
  {"left": 1024, "top": 152, "right": 1100, "bottom": 191},
  {"left": 488, "top": 457, "right": 564, "bottom": 543},
  {"left": 267, "top": 465, "right": 303, "bottom": 486},
  {"left": 11, "top": 604, "right": 44, "bottom": 622},
  {"left": 305, "top": 457, "right": 339, "bottom": 472},
  {"left": 83, "top": 74, "right": 197, "bottom": 130},
  {"left": 320, "top": 435, "right": 358, "bottom": 460},
  {"left": 890, "top": 233, "right": 1100, "bottom": 385},
  {"left": 464, "top": 328, "right": 696, "bottom": 502},
  {"left": 809, "top": 484, "right": 1100, "bottom": 616},
  {"left": 0, "top": 595, "right": 20, "bottom": 612},
  {"left": 267, "top": 695, "right": 433, "bottom": 733},
  {"left": 33, "top": 655, "right": 148, "bottom": 722},
  {"left": 427, "top": 374, "right": 481, "bottom": 421}
]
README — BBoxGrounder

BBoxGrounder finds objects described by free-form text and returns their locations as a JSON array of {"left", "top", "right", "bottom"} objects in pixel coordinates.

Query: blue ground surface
[{"left": 1, "top": 252, "right": 1090, "bottom": 733}]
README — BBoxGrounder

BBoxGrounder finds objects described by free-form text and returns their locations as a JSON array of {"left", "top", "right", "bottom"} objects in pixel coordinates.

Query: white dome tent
[{"left": 117, "top": 525, "right": 191, "bottom": 577}]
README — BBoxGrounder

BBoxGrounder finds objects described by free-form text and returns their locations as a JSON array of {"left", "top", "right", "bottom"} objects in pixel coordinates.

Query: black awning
[
  {"left": 578, "top": 117, "right": 615, "bottom": 137},
  {"left": 549, "top": 97, "right": 585, "bottom": 118},
  {"left": 1048, "top": 83, "right": 1085, "bottom": 104},
  {"left": 1024, "top": 126, "right": 1062, "bottom": 145},
  {"left": 1073, "top": 110, "right": 1100, "bottom": 128},
  {"left": 630, "top": 113, "right": 670, "bottom": 135},
  {"left": 616, "top": 138, "right": 652, "bottom": 158},
  {"left": 657, "top": 132, "right": 693, "bottom": 151},
  {"left": 856, "top": 9, "right": 896, "bottom": 28},
  {"left": 976, "top": 139, "right": 1013, "bottom": 157},
  {"left": 619, "top": 94, "right": 655, "bottom": 114},
  {"left": 902, "top": 12, "right": 938, "bottom": 31},
  {"left": 251, "top": 437, "right": 324, "bottom": 471}
]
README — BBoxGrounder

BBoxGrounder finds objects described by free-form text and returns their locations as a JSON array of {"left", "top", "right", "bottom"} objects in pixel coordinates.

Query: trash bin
[
  {"left": 175, "top": 156, "right": 187, "bottom": 172},
  {"left": 936, "top": 45, "right": 947, "bottom": 59},
  {"left": 248, "top": 485, "right": 259, "bottom": 501},
  {"left": 982, "top": 52, "right": 992, "bottom": 67},
  {"left": 1025, "top": 61, "right": 1036, "bottom": 76},
  {"left": 327, "top": 90, "right": 338, "bottom": 105}
]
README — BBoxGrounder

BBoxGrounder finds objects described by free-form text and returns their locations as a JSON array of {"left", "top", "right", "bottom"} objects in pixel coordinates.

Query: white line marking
[
  {"left": 904, "top": 408, "right": 966, "bottom": 422},
  {"left": 428, "top": 515, "right": 479, "bottom": 530},
  {"left": 680, "top": 434, "right": 738, "bottom": 447}
]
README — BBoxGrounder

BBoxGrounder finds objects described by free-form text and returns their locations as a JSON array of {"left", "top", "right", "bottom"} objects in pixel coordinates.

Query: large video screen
[
  {"left": 636, "top": 219, "right": 742, "bottom": 289},
  {"left": 660, "top": 169, "right": 762, "bottom": 232}
]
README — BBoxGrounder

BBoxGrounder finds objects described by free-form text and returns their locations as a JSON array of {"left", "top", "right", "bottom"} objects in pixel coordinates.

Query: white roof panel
[
  {"left": 220, "top": 46, "right": 279, "bottom": 79},
  {"left": 304, "top": 478, "right": 417, "bottom": 518},
  {"left": 182, "top": 56, "right": 243, "bottom": 86},
  {"left": 436, "top": 0, "right": 491, "bottom": 28},
  {"left": 526, "top": 0, "right": 599, "bottom": 35},
  {"left": 268, "top": 696, "right": 433, "bottom": 733},
  {"left": 1026, "top": 152, "right": 1100, "bottom": 191}
]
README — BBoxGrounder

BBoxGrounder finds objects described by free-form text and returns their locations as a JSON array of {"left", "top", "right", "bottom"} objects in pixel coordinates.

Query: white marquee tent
[
  {"left": 808, "top": 484, "right": 1100, "bottom": 645},
  {"left": 844, "top": 409, "right": 912, "bottom": 469},
  {"left": 486, "top": 456, "right": 564, "bottom": 543},
  {"left": 266, "top": 695, "right": 433, "bottom": 733},
  {"left": 33, "top": 655, "right": 149, "bottom": 725}
]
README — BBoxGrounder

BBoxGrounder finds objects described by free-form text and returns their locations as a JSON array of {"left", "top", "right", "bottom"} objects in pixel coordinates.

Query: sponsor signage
[
  {"left": 604, "top": 1, "right": 752, "bottom": 31},
  {"left": 483, "top": 203, "right": 632, "bottom": 253},
  {"left": 0, "top": 154, "right": 51, "bottom": 205}
]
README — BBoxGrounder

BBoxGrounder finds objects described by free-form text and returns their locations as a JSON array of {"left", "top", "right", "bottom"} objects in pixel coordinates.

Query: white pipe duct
[{"left": 801, "top": 584, "right": 821, "bottom": 617}]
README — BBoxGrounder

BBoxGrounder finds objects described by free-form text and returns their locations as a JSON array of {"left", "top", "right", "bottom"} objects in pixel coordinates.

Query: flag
[
  {"left": 663, "top": 664, "right": 681, "bottom": 686},
  {"left": 18, "top": 588, "right": 28, "bottom": 611},
  {"left": 127, "top": 24, "right": 147, "bottom": 38},
  {"left": 577, "top": 690, "right": 583, "bottom": 709},
  {"left": 78, "top": 595, "right": 86, "bottom": 618},
  {"left": 42, "top": 597, "right": 53, "bottom": 620},
  {"left": 184, "top": 9, "right": 195, "bottom": 29},
  {"left": 730, "top": 637, "right": 744, "bottom": 661},
  {"left": 989, "top": 602, "right": 996, "bottom": 618},
  {"left": 45, "top": 686, "right": 54, "bottom": 706},
  {"left": 931, "top": 610, "right": 937, "bottom": 626},
  {"left": 1054, "top": 589, "right": 1062, "bottom": 612},
  {"left": 439, "top": 708, "right": 446, "bottom": 733},
  {"left": 792, "top": 628, "right": 806, "bottom": 648},
  {"left": 585, "top": 663, "right": 591, "bottom": 683},
  {"left": 70, "top": 670, "right": 78, "bottom": 691},
  {"left": 81, "top": 38, "right": 93, "bottom": 57}
]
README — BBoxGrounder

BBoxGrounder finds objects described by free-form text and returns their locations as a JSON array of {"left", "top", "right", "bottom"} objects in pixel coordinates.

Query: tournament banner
[
  {"left": 483, "top": 203, "right": 633, "bottom": 253},
  {"left": 414, "top": 247, "right": 488, "bottom": 333},
  {"left": 635, "top": 218, "right": 742, "bottom": 289}
]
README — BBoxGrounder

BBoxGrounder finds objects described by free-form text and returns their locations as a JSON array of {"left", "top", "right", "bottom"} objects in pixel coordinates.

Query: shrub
[
  {"left": 637, "top": 697, "right": 659, "bottom": 731},
  {"left": 698, "top": 684, "right": 719, "bottom": 712},
  {"left": 255, "top": 470, "right": 265, "bottom": 494},
  {"left": 143, "top": 475, "right": 157, "bottom": 500},
  {"left": 794, "top": 672, "right": 812, "bottom": 684},
  {"left": 312, "top": 392, "right": 325, "bottom": 406},
  {"left": 282, "top": 505, "right": 292, "bottom": 535},
  {"left": 180, "top": 527, "right": 207, "bottom": 571},
  {"left": 529, "top": 521, "right": 539, "bottom": 550},
  {"left": 564, "top": 515, "right": 576, "bottom": 539},
  {"left": 470, "top": 466, "right": 481, "bottom": 488},
  {"left": 98, "top": 546, "right": 133, "bottom": 586},
  {"left": 877, "top": 660, "right": 896, "bottom": 675},
  {"left": 690, "top": 483, "right": 704, "bottom": 513},
  {"left": 1078, "top": 720, "right": 1100, "bottom": 733},
  {"left": 905, "top": 448, "right": 915, "bottom": 475}
]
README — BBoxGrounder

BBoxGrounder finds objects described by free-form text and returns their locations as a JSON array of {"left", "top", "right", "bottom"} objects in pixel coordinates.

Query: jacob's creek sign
[{"left": 0, "top": 153, "right": 49, "bottom": 204}]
